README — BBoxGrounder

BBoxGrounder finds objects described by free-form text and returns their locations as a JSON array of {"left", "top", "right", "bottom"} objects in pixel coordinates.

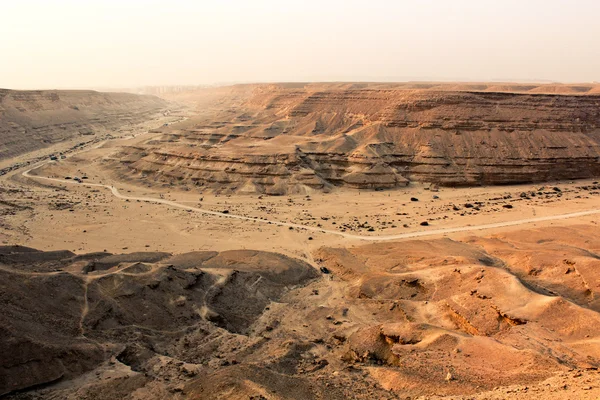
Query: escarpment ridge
[
  {"left": 112, "top": 83, "right": 600, "bottom": 194},
  {"left": 0, "top": 89, "right": 170, "bottom": 161}
]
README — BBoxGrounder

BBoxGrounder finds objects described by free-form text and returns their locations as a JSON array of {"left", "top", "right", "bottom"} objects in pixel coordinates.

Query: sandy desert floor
[{"left": 3, "top": 130, "right": 600, "bottom": 258}]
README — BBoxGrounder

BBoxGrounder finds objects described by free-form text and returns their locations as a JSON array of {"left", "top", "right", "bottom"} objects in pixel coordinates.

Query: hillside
[
  {"left": 0, "top": 89, "right": 170, "bottom": 161},
  {"left": 111, "top": 83, "right": 600, "bottom": 194},
  {"left": 4, "top": 225, "right": 600, "bottom": 398}
]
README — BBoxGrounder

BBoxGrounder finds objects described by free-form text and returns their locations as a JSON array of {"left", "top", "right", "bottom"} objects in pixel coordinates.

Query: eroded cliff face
[
  {"left": 112, "top": 84, "right": 600, "bottom": 194},
  {"left": 0, "top": 89, "right": 169, "bottom": 160}
]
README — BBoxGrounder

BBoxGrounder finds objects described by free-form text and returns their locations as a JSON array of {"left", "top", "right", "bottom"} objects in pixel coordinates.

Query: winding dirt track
[{"left": 23, "top": 165, "right": 600, "bottom": 242}]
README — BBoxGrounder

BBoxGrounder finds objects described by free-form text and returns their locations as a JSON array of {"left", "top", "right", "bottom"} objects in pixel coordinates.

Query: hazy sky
[{"left": 2, "top": 0, "right": 600, "bottom": 89}]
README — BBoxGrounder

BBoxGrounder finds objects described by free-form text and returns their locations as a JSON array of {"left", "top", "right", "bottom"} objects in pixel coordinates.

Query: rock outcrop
[
  {"left": 5, "top": 226, "right": 600, "bottom": 398},
  {"left": 0, "top": 246, "right": 318, "bottom": 397}
]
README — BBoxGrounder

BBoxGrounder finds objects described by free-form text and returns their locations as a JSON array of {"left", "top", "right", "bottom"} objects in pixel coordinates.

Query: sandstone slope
[{"left": 313, "top": 224, "right": 600, "bottom": 397}]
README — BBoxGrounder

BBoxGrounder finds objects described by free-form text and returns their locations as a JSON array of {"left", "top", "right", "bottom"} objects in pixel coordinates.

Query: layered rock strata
[{"left": 113, "top": 84, "right": 600, "bottom": 193}]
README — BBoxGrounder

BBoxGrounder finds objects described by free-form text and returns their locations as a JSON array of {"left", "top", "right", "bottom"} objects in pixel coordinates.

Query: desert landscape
[{"left": 1, "top": 82, "right": 600, "bottom": 399}]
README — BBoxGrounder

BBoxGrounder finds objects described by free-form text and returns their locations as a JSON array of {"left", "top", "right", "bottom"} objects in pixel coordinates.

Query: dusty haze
[{"left": 2, "top": 0, "right": 600, "bottom": 89}]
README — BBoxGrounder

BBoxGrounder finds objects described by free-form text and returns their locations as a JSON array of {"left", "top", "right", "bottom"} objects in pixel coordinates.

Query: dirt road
[{"left": 23, "top": 165, "right": 600, "bottom": 242}]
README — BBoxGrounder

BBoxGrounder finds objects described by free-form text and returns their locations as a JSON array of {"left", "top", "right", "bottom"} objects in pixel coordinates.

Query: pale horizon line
[{"left": 4, "top": 78, "right": 600, "bottom": 92}]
